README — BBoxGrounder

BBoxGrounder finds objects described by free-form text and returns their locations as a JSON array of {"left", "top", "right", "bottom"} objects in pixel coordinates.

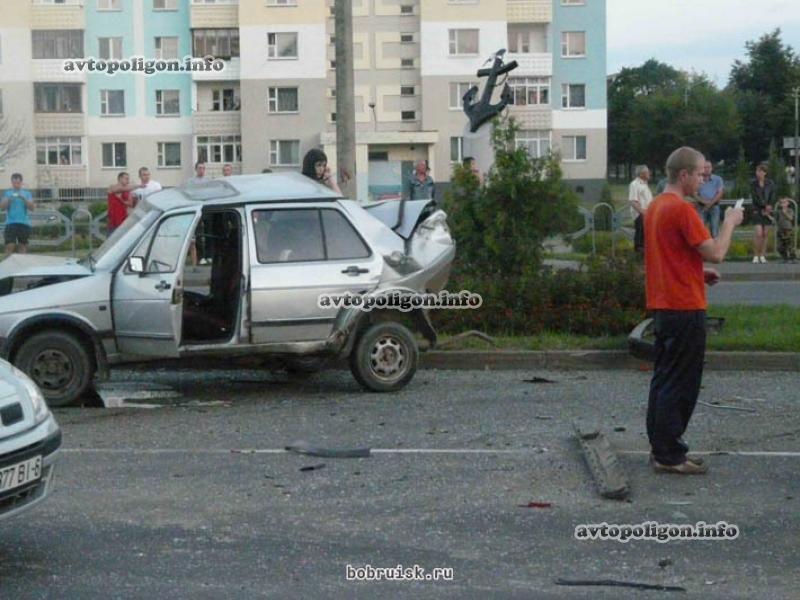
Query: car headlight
[{"left": 11, "top": 366, "right": 50, "bottom": 425}]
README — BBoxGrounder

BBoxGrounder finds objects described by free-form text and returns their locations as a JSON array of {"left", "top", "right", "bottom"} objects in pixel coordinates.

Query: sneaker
[
  {"left": 753, "top": 256, "right": 760, "bottom": 263},
  {"left": 651, "top": 458, "right": 708, "bottom": 475},
  {"left": 649, "top": 453, "right": 704, "bottom": 467},
  {"left": 759, "top": 256, "right": 768, "bottom": 264}
]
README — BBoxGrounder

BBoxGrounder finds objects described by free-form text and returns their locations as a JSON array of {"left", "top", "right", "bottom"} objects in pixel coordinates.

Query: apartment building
[{"left": 0, "top": 0, "right": 606, "bottom": 202}]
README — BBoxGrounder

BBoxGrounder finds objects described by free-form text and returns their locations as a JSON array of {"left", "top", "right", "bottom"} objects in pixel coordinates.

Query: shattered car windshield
[{"left": 80, "top": 201, "right": 161, "bottom": 270}]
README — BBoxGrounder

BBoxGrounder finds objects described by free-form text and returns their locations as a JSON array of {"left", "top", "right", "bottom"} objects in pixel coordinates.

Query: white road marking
[{"left": 58, "top": 448, "right": 800, "bottom": 457}]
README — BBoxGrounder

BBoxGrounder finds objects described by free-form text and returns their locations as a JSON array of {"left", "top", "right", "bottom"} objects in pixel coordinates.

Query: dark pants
[
  {"left": 634, "top": 215, "right": 644, "bottom": 253},
  {"left": 647, "top": 310, "right": 706, "bottom": 465}
]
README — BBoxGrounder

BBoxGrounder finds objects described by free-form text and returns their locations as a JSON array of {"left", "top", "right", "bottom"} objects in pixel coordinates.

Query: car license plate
[{"left": 0, "top": 456, "right": 42, "bottom": 493}]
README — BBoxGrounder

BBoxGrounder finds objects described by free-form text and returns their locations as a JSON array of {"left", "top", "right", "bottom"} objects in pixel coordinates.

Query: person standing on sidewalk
[
  {"left": 106, "top": 172, "right": 137, "bottom": 235},
  {"left": 644, "top": 146, "right": 744, "bottom": 475},
  {"left": 751, "top": 163, "right": 775, "bottom": 264},
  {"left": 628, "top": 165, "right": 653, "bottom": 253},
  {"left": 697, "top": 160, "right": 724, "bottom": 237},
  {"left": 1, "top": 173, "right": 35, "bottom": 255},
  {"left": 776, "top": 198, "right": 797, "bottom": 263}
]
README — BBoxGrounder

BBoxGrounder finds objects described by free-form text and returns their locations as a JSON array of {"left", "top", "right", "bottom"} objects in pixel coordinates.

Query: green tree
[
  {"left": 729, "top": 29, "right": 800, "bottom": 163},
  {"left": 443, "top": 118, "right": 580, "bottom": 281},
  {"left": 767, "top": 139, "right": 792, "bottom": 198},
  {"left": 732, "top": 147, "right": 752, "bottom": 200}
]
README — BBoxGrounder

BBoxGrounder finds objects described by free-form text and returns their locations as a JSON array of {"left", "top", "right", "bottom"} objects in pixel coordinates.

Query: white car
[{"left": 0, "top": 358, "right": 61, "bottom": 521}]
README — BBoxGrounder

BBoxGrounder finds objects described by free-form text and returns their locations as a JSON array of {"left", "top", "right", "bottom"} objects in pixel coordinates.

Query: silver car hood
[{"left": 0, "top": 254, "right": 91, "bottom": 279}]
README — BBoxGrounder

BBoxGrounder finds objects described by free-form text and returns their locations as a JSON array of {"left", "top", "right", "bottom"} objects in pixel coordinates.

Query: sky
[{"left": 607, "top": 0, "right": 800, "bottom": 86}]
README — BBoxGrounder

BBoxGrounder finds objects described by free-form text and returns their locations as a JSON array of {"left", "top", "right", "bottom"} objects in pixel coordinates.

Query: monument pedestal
[{"left": 461, "top": 124, "right": 495, "bottom": 177}]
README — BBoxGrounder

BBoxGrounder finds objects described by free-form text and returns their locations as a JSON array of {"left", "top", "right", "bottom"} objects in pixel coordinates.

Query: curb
[
  {"left": 420, "top": 350, "right": 800, "bottom": 372},
  {"left": 717, "top": 272, "right": 800, "bottom": 282}
]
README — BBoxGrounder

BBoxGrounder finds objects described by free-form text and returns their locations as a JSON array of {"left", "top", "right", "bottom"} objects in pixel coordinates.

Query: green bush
[
  {"left": 571, "top": 231, "right": 634, "bottom": 256},
  {"left": 727, "top": 240, "right": 750, "bottom": 259},
  {"left": 89, "top": 202, "right": 107, "bottom": 218},
  {"left": 57, "top": 204, "right": 76, "bottom": 220},
  {"left": 433, "top": 255, "right": 646, "bottom": 337}
]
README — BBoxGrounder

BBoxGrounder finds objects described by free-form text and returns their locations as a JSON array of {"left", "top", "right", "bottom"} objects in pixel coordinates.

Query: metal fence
[{"left": 565, "top": 198, "right": 798, "bottom": 256}]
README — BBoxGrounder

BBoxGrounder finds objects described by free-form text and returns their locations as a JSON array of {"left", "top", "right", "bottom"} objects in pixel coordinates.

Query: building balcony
[
  {"left": 31, "top": 1, "right": 85, "bottom": 29},
  {"left": 35, "top": 165, "right": 88, "bottom": 190},
  {"left": 32, "top": 59, "right": 88, "bottom": 83},
  {"left": 191, "top": 3, "right": 239, "bottom": 29},
  {"left": 34, "top": 113, "right": 85, "bottom": 137},
  {"left": 193, "top": 110, "right": 241, "bottom": 135},
  {"left": 192, "top": 57, "right": 241, "bottom": 81},
  {"left": 507, "top": 106, "right": 552, "bottom": 130},
  {"left": 507, "top": 52, "right": 552, "bottom": 77},
  {"left": 507, "top": 0, "right": 552, "bottom": 24}
]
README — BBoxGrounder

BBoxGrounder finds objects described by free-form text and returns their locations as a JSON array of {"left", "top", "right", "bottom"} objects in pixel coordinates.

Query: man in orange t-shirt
[{"left": 644, "top": 147, "right": 744, "bottom": 475}]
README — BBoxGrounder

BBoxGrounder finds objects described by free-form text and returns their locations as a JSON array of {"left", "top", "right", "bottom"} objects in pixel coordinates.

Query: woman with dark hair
[
  {"left": 301, "top": 149, "right": 342, "bottom": 194},
  {"left": 751, "top": 163, "right": 776, "bottom": 263}
]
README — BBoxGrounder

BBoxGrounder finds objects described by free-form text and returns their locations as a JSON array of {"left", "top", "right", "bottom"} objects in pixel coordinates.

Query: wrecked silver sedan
[{"left": 0, "top": 173, "right": 455, "bottom": 406}]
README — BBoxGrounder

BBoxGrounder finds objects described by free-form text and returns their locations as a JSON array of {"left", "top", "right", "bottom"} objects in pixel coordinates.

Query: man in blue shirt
[
  {"left": 1, "top": 173, "right": 35, "bottom": 255},
  {"left": 697, "top": 160, "right": 724, "bottom": 237}
]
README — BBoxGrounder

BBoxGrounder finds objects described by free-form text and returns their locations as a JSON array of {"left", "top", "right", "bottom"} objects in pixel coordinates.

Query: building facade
[{"left": 0, "top": 0, "right": 607, "bottom": 201}]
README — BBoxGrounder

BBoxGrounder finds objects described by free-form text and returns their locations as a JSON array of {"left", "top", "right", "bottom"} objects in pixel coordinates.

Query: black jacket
[{"left": 751, "top": 178, "right": 776, "bottom": 212}]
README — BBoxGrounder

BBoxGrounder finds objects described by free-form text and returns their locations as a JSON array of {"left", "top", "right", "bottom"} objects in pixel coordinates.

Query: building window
[
  {"left": 98, "top": 37, "right": 122, "bottom": 60},
  {"left": 269, "top": 140, "right": 300, "bottom": 166},
  {"left": 97, "top": 0, "right": 121, "bottom": 10},
  {"left": 156, "top": 90, "right": 180, "bottom": 116},
  {"left": 400, "top": 5, "right": 413, "bottom": 14},
  {"left": 267, "top": 87, "right": 299, "bottom": 113},
  {"left": 562, "top": 0, "right": 586, "bottom": 5},
  {"left": 561, "top": 31, "right": 586, "bottom": 58},
  {"left": 267, "top": 32, "right": 298, "bottom": 59},
  {"left": 509, "top": 77, "right": 550, "bottom": 106},
  {"left": 561, "top": 83, "right": 586, "bottom": 109},
  {"left": 100, "top": 90, "right": 125, "bottom": 116},
  {"left": 516, "top": 130, "right": 551, "bottom": 158},
  {"left": 197, "top": 135, "right": 242, "bottom": 164},
  {"left": 562, "top": 135, "right": 587, "bottom": 161},
  {"left": 102, "top": 142, "right": 127, "bottom": 168},
  {"left": 34, "top": 83, "right": 82, "bottom": 113},
  {"left": 32, "top": 30, "right": 84, "bottom": 59},
  {"left": 400, "top": 86, "right": 415, "bottom": 96},
  {"left": 450, "top": 137, "right": 463, "bottom": 163},
  {"left": 449, "top": 82, "right": 476, "bottom": 109},
  {"left": 36, "top": 136, "right": 82, "bottom": 166},
  {"left": 157, "top": 142, "right": 181, "bottom": 167},
  {"left": 400, "top": 33, "right": 414, "bottom": 43},
  {"left": 401, "top": 58, "right": 414, "bottom": 68},
  {"left": 192, "top": 29, "right": 240, "bottom": 59},
  {"left": 401, "top": 111, "right": 416, "bottom": 121},
  {"left": 212, "top": 88, "right": 239, "bottom": 111},
  {"left": 154, "top": 36, "right": 179, "bottom": 60},
  {"left": 266, "top": 0, "right": 297, "bottom": 5},
  {"left": 189, "top": 0, "right": 238, "bottom": 4},
  {"left": 448, "top": 29, "right": 479, "bottom": 55},
  {"left": 154, "top": 0, "right": 178, "bottom": 9}
]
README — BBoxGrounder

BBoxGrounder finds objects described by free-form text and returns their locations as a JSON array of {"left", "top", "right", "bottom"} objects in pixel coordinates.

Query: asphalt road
[
  {"left": 2, "top": 368, "right": 798, "bottom": 599},
  {"left": 708, "top": 281, "right": 800, "bottom": 306}
]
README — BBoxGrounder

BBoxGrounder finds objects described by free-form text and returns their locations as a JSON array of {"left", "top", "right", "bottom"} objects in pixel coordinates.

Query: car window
[
  {"left": 321, "top": 209, "right": 371, "bottom": 260},
  {"left": 144, "top": 213, "right": 196, "bottom": 273},
  {"left": 253, "top": 209, "right": 325, "bottom": 263}
]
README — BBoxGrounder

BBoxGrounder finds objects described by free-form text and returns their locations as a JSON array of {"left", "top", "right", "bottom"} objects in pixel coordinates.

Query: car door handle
[
  {"left": 341, "top": 266, "right": 369, "bottom": 276},
  {"left": 155, "top": 280, "right": 172, "bottom": 291}
]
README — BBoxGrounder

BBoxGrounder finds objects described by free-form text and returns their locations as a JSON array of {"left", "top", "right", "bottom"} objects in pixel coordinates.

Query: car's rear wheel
[
  {"left": 349, "top": 322, "right": 418, "bottom": 392},
  {"left": 15, "top": 331, "right": 94, "bottom": 407}
]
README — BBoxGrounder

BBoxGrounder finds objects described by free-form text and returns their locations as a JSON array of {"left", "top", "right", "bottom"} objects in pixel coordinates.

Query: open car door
[{"left": 112, "top": 210, "right": 200, "bottom": 357}]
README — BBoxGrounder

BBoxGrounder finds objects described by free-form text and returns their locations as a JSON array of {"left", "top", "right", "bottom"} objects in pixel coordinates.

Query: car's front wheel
[
  {"left": 349, "top": 322, "right": 418, "bottom": 392},
  {"left": 14, "top": 331, "right": 94, "bottom": 407}
]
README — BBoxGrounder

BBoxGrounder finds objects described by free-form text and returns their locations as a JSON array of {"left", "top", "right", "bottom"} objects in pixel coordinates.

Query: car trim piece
[{"left": 250, "top": 317, "right": 336, "bottom": 327}]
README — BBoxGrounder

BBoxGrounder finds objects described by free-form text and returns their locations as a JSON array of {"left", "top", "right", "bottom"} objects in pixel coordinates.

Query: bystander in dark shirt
[{"left": 409, "top": 174, "right": 436, "bottom": 200}]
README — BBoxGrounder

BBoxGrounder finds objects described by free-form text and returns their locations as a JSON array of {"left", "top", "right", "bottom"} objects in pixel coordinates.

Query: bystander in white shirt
[
  {"left": 628, "top": 173, "right": 653, "bottom": 218},
  {"left": 134, "top": 179, "right": 162, "bottom": 200}
]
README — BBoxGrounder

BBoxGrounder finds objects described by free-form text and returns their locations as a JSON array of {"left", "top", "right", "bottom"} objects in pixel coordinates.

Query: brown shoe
[
  {"left": 650, "top": 453, "right": 705, "bottom": 466},
  {"left": 652, "top": 458, "right": 708, "bottom": 475}
]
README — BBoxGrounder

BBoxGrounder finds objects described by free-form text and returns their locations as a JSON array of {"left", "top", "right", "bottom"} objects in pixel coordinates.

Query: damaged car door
[{"left": 112, "top": 210, "right": 200, "bottom": 357}]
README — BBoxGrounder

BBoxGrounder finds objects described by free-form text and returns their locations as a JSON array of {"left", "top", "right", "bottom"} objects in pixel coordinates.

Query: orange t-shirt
[{"left": 644, "top": 193, "right": 711, "bottom": 310}]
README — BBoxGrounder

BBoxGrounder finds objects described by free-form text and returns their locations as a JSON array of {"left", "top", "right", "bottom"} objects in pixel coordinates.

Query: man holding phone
[{"left": 645, "top": 147, "right": 744, "bottom": 475}]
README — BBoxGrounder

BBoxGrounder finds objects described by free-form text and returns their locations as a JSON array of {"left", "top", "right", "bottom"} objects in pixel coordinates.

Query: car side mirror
[{"left": 128, "top": 256, "right": 145, "bottom": 273}]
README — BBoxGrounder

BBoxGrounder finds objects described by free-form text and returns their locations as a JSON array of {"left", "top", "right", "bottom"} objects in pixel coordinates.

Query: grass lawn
[{"left": 438, "top": 305, "right": 800, "bottom": 353}]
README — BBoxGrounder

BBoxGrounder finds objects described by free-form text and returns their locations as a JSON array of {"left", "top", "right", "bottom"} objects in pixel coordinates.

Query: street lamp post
[{"left": 793, "top": 86, "right": 800, "bottom": 205}]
